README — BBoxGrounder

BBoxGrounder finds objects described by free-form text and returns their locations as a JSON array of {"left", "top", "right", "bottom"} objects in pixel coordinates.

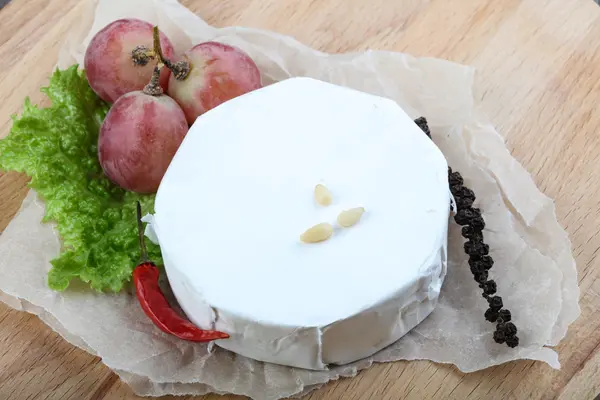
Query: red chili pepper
[{"left": 133, "top": 202, "right": 229, "bottom": 342}]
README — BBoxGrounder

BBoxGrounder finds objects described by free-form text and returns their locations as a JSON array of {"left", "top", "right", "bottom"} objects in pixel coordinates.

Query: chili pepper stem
[{"left": 136, "top": 201, "right": 150, "bottom": 263}]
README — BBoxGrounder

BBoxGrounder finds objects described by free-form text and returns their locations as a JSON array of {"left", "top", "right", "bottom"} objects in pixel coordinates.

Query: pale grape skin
[
  {"left": 167, "top": 42, "right": 262, "bottom": 124},
  {"left": 85, "top": 18, "right": 175, "bottom": 103},
  {"left": 98, "top": 91, "right": 188, "bottom": 194}
]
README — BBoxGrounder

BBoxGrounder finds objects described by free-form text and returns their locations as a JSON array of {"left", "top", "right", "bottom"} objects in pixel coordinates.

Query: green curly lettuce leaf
[{"left": 0, "top": 65, "right": 162, "bottom": 292}]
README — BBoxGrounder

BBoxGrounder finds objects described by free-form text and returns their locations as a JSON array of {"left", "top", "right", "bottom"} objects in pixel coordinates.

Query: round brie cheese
[{"left": 150, "top": 77, "right": 451, "bottom": 370}]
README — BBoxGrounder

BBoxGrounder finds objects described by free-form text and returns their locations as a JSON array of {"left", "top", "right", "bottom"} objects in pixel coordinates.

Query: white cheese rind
[{"left": 151, "top": 77, "right": 450, "bottom": 370}]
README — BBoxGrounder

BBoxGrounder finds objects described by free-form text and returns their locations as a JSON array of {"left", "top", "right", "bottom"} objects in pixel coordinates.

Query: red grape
[
  {"left": 98, "top": 89, "right": 188, "bottom": 193},
  {"left": 85, "top": 18, "right": 175, "bottom": 103},
  {"left": 167, "top": 42, "right": 262, "bottom": 124}
]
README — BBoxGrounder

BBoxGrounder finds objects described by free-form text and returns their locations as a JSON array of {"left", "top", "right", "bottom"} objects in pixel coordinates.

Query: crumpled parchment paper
[{"left": 0, "top": 0, "right": 580, "bottom": 398}]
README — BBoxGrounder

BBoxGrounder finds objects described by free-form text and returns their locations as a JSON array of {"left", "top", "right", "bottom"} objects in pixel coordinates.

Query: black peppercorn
[
  {"left": 497, "top": 309, "right": 511, "bottom": 322},
  {"left": 469, "top": 257, "right": 482, "bottom": 268},
  {"left": 451, "top": 185, "right": 476, "bottom": 201},
  {"left": 449, "top": 171, "right": 464, "bottom": 187},
  {"left": 493, "top": 329, "right": 506, "bottom": 344},
  {"left": 414, "top": 117, "right": 431, "bottom": 139},
  {"left": 488, "top": 296, "right": 503, "bottom": 310},
  {"left": 479, "top": 255, "right": 494, "bottom": 270},
  {"left": 503, "top": 322, "right": 517, "bottom": 337},
  {"left": 469, "top": 255, "right": 494, "bottom": 269},
  {"left": 505, "top": 335, "right": 519, "bottom": 348},
  {"left": 462, "top": 225, "right": 483, "bottom": 240},
  {"left": 470, "top": 262, "right": 484, "bottom": 275},
  {"left": 483, "top": 280, "right": 497, "bottom": 295},
  {"left": 456, "top": 196, "right": 475, "bottom": 211},
  {"left": 485, "top": 307, "right": 499, "bottom": 322},
  {"left": 454, "top": 207, "right": 482, "bottom": 226},
  {"left": 470, "top": 216, "right": 486, "bottom": 231},
  {"left": 454, "top": 212, "right": 468, "bottom": 226},
  {"left": 464, "top": 240, "right": 490, "bottom": 257},
  {"left": 463, "top": 187, "right": 476, "bottom": 201},
  {"left": 474, "top": 271, "right": 489, "bottom": 284}
]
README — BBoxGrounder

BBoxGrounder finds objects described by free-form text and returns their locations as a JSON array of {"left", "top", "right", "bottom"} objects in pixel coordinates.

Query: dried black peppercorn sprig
[
  {"left": 414, "top": 117, "right": 519, "bottom": 348},
  {"left": 414, "top": 117, "right": 431, "bottom": 139}
]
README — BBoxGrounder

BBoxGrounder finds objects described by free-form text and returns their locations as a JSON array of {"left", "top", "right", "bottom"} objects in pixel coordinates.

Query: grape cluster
[
  {"left": 85, "top": 19, "right": 262, "bottom": 194},
  {"left": 415, "top": 117, "right": 519, "bottom": 348}
]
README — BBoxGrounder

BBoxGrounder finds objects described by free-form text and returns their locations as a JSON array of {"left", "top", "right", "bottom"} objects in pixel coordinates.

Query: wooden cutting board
[{"left": 1, "top": 0, "right": 599, "bottom": 399}]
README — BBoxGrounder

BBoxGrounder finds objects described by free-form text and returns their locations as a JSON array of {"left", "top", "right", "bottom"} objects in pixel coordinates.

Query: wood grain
[{"left": 1, "top": 0, "right": 599, "bottom": 399}]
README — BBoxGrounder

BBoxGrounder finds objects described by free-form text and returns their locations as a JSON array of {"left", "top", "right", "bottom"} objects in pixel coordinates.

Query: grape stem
[
  {"left": 152, "top": 27, "right": 166, "bottom": 65},
  {"left": 143, "top": 64, "right": 164, "bottom": 96},
  {"left": 151, "top": 26, "right": 191, "bottom": 81}
]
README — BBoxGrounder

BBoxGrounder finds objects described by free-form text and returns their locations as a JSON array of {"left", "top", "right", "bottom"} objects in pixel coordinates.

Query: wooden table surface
[{"left": 1, "top": 0, "right": 600, "bottom": 399}]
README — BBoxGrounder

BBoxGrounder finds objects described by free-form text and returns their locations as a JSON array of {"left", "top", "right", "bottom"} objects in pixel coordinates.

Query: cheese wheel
[{"left": 150, "top": 77, "right": 450, "bottom": 370}]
